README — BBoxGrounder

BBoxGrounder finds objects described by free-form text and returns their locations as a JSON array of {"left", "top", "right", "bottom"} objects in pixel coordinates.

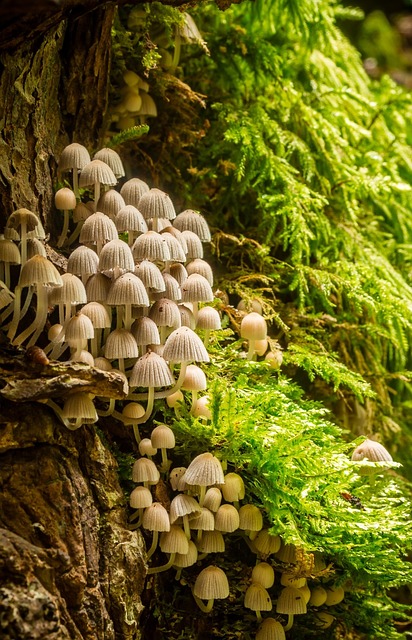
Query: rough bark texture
[{"left": 0, "top": 399, "right": 146, "bottom": 639}]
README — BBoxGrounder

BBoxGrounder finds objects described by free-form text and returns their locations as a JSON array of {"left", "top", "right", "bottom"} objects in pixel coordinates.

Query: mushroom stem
[
  {"left": 44, "top": 399, "right": 71, "bottom": 428},
  {"left": 160, "top": 447, "right": 171, "bottom": 473},
  {"left": 182, "top": 515, "right": 191, "bottom": 541},
  {"left": 256, "top": 611, "right": 262, "bottom": 623},
  {"left": 193, "top": 596, "right": 214, "bottom": 613},
  {"left": 198, "top": 485, "right": 207, "bottom": 508},
  {"left": 13, "top": 285, "right": 48, "bottom": 347},
  {"left": 94, "top": 181, "right": 101, "bottom": 206},
  {"left": 147, "top": 553, "right": 176, "bottom": 574},
  {"left": 57, "top": 210, "right": 70, "bottom": 247},
  {"left": 66, "top": 220, "right": 83, "bottom": 246},
  {"left": 20, "top": 220, "right": 27, "bottom": 265},
  {"left": 203, "top": 329, "right": 211, "bottom": 349},
  {"left": 247, "top": 339, "right": 256, "bottom": 361},
  {"left": 170, "top": 30, "right": 181, "bottom": 73},
  {"left": 284, "top": 614, "right": 294, "bottom": 631},
  {"left": 146, "top": 530, "right": 159, "bottom": 560},
  {"left": 129, "top": 361, "right": 188, "bottom": 402},
  {"left": 190, "top": 390, "right": 198, "bottom": 415},
  {"left": 7, "top": 286, "right": 22, "bottom": 341},
  {"left": 97, "top": 398, "right": 116, "bottom": 417},
  {"left": 72, "top": 169, "right": 80, "bottom": 199}
]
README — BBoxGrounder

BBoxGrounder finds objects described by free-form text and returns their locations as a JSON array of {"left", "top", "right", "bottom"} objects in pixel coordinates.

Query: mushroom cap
[
  {"left": 139, "top": 438, "right": 158, "bottom": 457},
  {"left": 26, "top": 238, "right": 46, "bottom": 259},
  {"left": 85, "top": 272, "right": 111, "bottom": 302},
  {"left": 196, "top": 530, "right": 225, "bottom": 553},
  {"left": 251, "top": 562, "right": 275, "bottom": 589},
  {"left": 193, "top": 565, "right": 229, "bottom": 600},
  {"left": 132, "top": 317, "right": 161, "bottom": 346},
  {"left": 59, "top": 142, "right": 90, "bottom": 171},
  {"left": 104, "top": 328, "right": 139, "bottom": 359},
  {"left": 276, "top": 586, "right": 307, "bottom": 615},
  {"left": 79, "top": 159, "right": 117, "bottom": 188},
  {"left": 65, "top": 313, "right": 94, "bottom": 342},
  {"left": 115, "top": 205, "right": 148, "bottom": 234},
  {"left": 254, "top": 529, "right": 281, "bottom": 556},
  {"left": 202, "top": 487, "right": 222, "bottom": 513},
  {"left": 120, "top": 177, "right": 150, "bottom": 206},
  {"left": 79, "top": 211, "right": 118, "bottom": 246},
  {"left": 149, "top": 299, "right": 181, "bottom": 329},
  {"left": 189, "top": 507, "right": 215, "bottom": 532},
  {"left": 173, "top": 209, "right": 211, "bottom": 242},
  {"left": 94, "top": 356, "right": 113, "bottom": 371},
  {"left": 151, "top": 424, "right": 175, "bottom": 449},
  {"left": 351, "top": 438, "right": 393, "bottom": 463},
  {"left": 94, "top": 148, "right": 125, "bottom": 178},
  {"left": 122, "top": 402, "right": 146, "bottom": 423},
  {"left": 220, "top": 472, "right": 245, "bottom": 502},
  {"left": 132, "top": 457, "right": 160, "bottom": 484},
  {"left": 256, "top": 618, "right": 286, "bottom": 640},
  {"left": 62, "top": 392, "right": 98, "bottom": 424},
  {"left": 67, "top": 245, "right": 99, "bottom": 278},
  {"left": 135, "top": 260, "right": 165, "bottom": 292},
  {"left": 169, "top": 262, "right": 188, "bottom": 286},
  {"left": 107, "top": 272, "right": 149, "bottom": 307},
  {"left": 169, "top": 493, "right": 201, "bottom": 523},
  {"left": 151, "top": 273, "right": 181, "bottom": 302},
  {"left": 182, "top": 452, "right": 224, "bottom": 487},
  {"left": 49, "top": 272, "right": 87, "bottom": 305},
  {"left": 19, "top": 255, "right": 63, "bottom": 288},
  {"left": 308, "top": 585, "right": 328, "bottom": 607},
  {"left": 163, "top": 326, "right": 210, "bottom": 363},
  {"left": 186, "top": 258, "right": 213, "bottom": 285},
  {"left": 214, "top": 504, "right": 240, "bottom": 533},
  {"left": 129, "top": 351, "right": 174, "bottom": 388},
  {"left": 142, "top": 502, "right": 170, "bottom": 532},
  {"left": 275, "top": 542, "right": 298, "bottom": 563},
  {"left": 97, "top": 189, "right": 126, "bottom": 218},
  {"left": 160, "top": 232, "right": 186, "bottom": 262},
  {"left": 55, "top": 187, "right": 77, "bottom": 210},
  {"left": 244, "top": 582, "right": 273, "bottom": 613},
  {"left": 130, "top": 485, "right": 153, "bottom": 509},
  {"left": 160, "top": 525, "right": 189, "bottom": 555},
  {"left": 181, "top": 364, "right": 207, "bottom": 392},
  {"left": 160, "top": 225, "right": 188, "bottom": 252},
  {"left": 8, "top": 209, "right": 40, "bottom": 232},
  {"left": 181, "top": 273, "right": 214, "bottom": 304},
  {"left": 0, "top": 237, "right": 21, "bottom": 264},
  {"left": 132, "top": 230, "right": 171, "bottom": 262},
  {"left": 169, "top": 467, "right": 187, "bottom": 491},
  {"left": 178, "top": 304, "right": 196, "bottom": 330},
  {"left": 181, "top": 230, "right": 203, "bottom": 260},
  {"left": 324, "top": 585, "right": 345, "bottom": 606},
  {"left": 73, "top": 202, "right": 93, "bottom": 223},
  {"left": 238, "top": 504, "right": 263, "bottom": 532},
  {"left": 240, "top": 312, "right": 267, "bottom": 341},
  {"left": 196, "top": 306, "right": 221, "bottom": 331},
  {"left": 173, "top": 540, "right": 198, "bottom": 568},
  {"left": 137, "top": 91, "right": 157, "bottom": 117},
  {"left": 80, "top": 302, "right": 111, "bottom": 329},
  {"left": 280, "top": 573, "right": 306, "bottom": 589}
]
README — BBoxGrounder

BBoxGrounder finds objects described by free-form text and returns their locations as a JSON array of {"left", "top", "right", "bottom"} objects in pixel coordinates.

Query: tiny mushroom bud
[
  {"left": 240, "top": 312, "right": 267, "bottom": 361},
  {"left": 151, "top": 424, "right": 176, "bottom": 472}
]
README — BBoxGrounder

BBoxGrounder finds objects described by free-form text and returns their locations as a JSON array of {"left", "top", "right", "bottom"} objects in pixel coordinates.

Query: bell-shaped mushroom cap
[
  {"left": 67, "top": 245, "right": 99, "bottom": 278},
  {"left": 238, "top": 504, "right": 263, "bottom": 533},
  {"left": 240, "top": 312, "right": 267, "bottom": 341},
  {"left": 196, "top": 530, "right": 225, "bottom": 553},
  {"left": 99, "top": 239, "right": 135, "bottom": 273},
  {"left": 244, "top": 583, "right": 273, "bottom": 613},
  {"left": 94, "top": 148, "right": 125, "bottom": 178},
  {"left": 129, "top": 351, "right": 174, "bottom": 388},
  {"left": 132, "top": 317, "right": 161, "bottom": 347},
  {"left": 173, "top": 209, "right": 211, "bottom": 242},
  {"left": 169, "top": 262, "right": 188, "bottom": 286},
  {"left": 73, "top": 202, "right": 92, "bottom": 223},
  {"left": 137, "top": 91, "right": 157, "bottom": 117},
  {"left": 160, "top": 225, "right": 188, "bottom": 250},
  {"left": 120, "top": 177, "right": 150, "bottom": 206},
  {"left": 252, "top": 563, "right": 275, "bottom": 589},
  {"left": 62, "top": 392, "right": 98, "bottom": 425},
  {"left": 7, "top": 209, "right": 40, "bottom": 233},
  {"left": 94, "top": 356, "right": 113, "bottom": 371},
  {"left": 59, "top": 142, "right": 90, "bottom": 171},
  {"left": 254, "top": 529, "right": 281, "bottom": 556},
  {"left": 116, "top": 205, "right": 148, "bottom": 234},
  {"left": 19, "top": 255, "right": 63, "bottom": 288},
  {"left": 193, "top": 566, "right": 229, "bottom": 600},
  {"left": 275, "top": 542, "right": 298, "bottom": 563},
  {"left": 169, "top": 494, "right": 201, "bottom": 523},
  {"left": 183, "top": 452, "right": 224, "bottom": 487},
  {"left": 151, "top": 424, "right": 175, "bottom": 449},
  {"left": 220, "top": 472, "right": 245, "bottom": 502},
  {"left": 139, "top": 438, "right": 157, "bottom": 457},
  {"left": 160, "top": 525, "right": 190, "bottom": 555},
  {"left": 324, "top": 585, "right": 345, "bottom": 605},
  {"left": 276, "top": 586, "right": 307, "bottom": 615},
  {"left": 26, "top": 238, "right": 46, "bottom": 259},
  {"left": 79, "top": 211, "right": 118, "bottom": 246},
  {"left": 173, "top": 539, "right": 198, "bottom": 568},
  {"left": 214, "top": 504, "right": 240, "bottom": 533},
  {"left": 178, "top": 304, "right": 196, "bottom": 330},
  {"left": 104, "top": 328, "right": 139, "bottom": 359},
  {"left": 85, "top": 272, "right": 111, "bottom": 302},
  {"left": 130, "top": 485, "right": 153, "bottom": 509},
  {"left": 181, "top": 364, "right": 207, "bottom": 391},
  {"left": 0, "top": 283, "right": 14, "bottom": 309},
  {"left": 351, "top": 438, "right": 393, "bottom": 463},
  {"left": 161, "top": 232, "right": 186, "bottom": 262},
  {"left": 65, "top": 313, "right": 94, "bottom": 343},
  {"left": 280, "top": 573, "right": 306, "bottom": 589},
  {"left": 181, "top": 230, "right": 203, "bottom": 260},
  {"left": 135, "top": 260, "right": 165, "bottom": 292},
  {"left": 203, "top": 487, "right": 222, "bottom": 513},
  {"left": 149, "top": 299, "right": 181, "bottom": 329},
  {"left": 308, "top": 586, "right": 327, "bottom": 607},
  {"left": 79, "top": 159, "right": 117, "bottom": 188},
  {"left": 132, "top": 230, "right": 171, "bottom": 262},
  {"left": 80, "top": 302, "right": 111, "bottom": 329},
  {"left": 142, "top": 502, "right": 170, "bottom": 532},
  {"left": 189, "top": 507, "right": 215, "bottom": 532},
  {"left": 137, "top": 188, "right": 176, "bottom": 222},
  {"left": 197, "top": 306, "right": 221, "bottom": 331},
  {"left": 163, "top": 326, "right": 210, "bottom": 363},
  {"left": 49, "top": 273, "right": 87, "bottom": 306},
  {"left": 107, "top": 272, "right": 149, "bottom": 307},
  {"left": 122, "top": 402, "right": 145, "bottom": 424},
  {"left": 132, "top": 457, "right": 160, "bottom": 484},
  {"left": 0, "top": 237, "right": 21, "bottom": 264},
  {"left": 256, "top": 618, "right": 286, "bottom": 640},
  {"left": 169, "top": 467, "right": 187, "bottom": 491},
  {"left": 97, "top": 189, "right": 126, "bottom": 218},
  {"left": 152, "top": 273, "right": 181, "bottom": 302},
  {"left": 55, "top": 187, "right": 77, "bottom": 210},
  {"left": 186, "top": 258, "right": 213, "bottom": 286},
  {"left": 181, "top": 274, "right": 213, "bottom": 304}
]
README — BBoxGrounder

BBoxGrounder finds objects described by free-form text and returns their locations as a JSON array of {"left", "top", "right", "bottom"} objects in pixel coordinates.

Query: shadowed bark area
[{"left": 0, "top": 400, "right": 146, "bottom": 639}]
